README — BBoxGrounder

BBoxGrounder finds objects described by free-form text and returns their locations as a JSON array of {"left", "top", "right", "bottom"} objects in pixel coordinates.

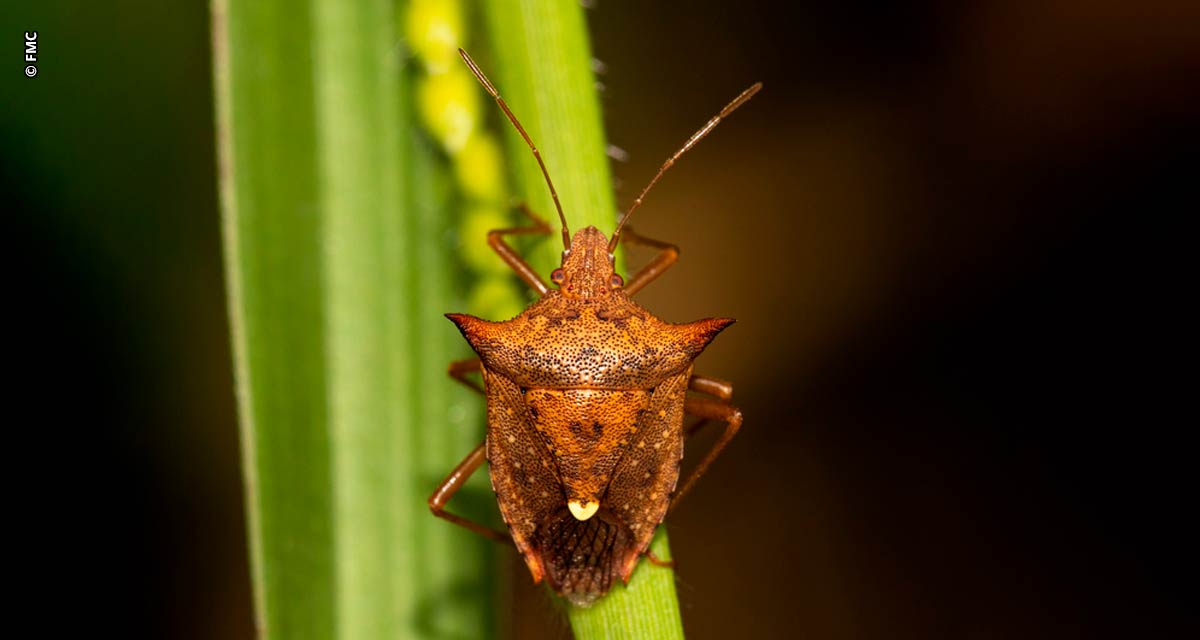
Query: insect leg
[
  {"left": 670, "top": 396, "right": 743, "bottom": 512},
  {"left": 487, "top": 202, "right": 552, "bottom": 296},
  {"left": 688, "top": 374, "right": 733, "bottom": 401},
  {"left": 428, "top": 443, "right": 514, "bottom": 545},
  {"left": 645, "top": 550, "right": 677, "bottom": 569},
  {"left": 619, "top": 226, "right": 680, "bottom": 296},
  {"left": 448, "top": 358, "right": 484, "bottom": 395},
  {"left": 682, "top": 374, "right": 734, "bottom": 436}
]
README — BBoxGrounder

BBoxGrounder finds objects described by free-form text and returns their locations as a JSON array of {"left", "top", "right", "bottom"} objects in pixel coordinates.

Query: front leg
[
  {"left": 619, "top": 226, "right": 679, "bottom": 296},
  {"left": 487, "top": 203, "right": 552, "bottom": 296}
]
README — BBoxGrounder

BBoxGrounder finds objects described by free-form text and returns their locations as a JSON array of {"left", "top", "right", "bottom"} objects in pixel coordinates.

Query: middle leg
[
  {"left": 448, "top": 358, "right": 484, "bottom": 395},
  {"left": 670, "top": 376, "right": 742, "bottom": 512}
]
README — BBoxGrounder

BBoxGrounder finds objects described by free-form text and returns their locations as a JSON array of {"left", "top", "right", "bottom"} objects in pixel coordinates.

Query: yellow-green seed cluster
[{"left": 407, "top": 0, "right": 525, "bottom": 321}]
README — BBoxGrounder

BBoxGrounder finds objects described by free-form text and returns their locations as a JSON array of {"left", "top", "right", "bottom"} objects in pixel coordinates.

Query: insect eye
[
  {"left": 550, "top": 269, "right": 565, "bottom": 285},
  {"left": 610, "top": 274, "right": 624, "bottom": 289}
]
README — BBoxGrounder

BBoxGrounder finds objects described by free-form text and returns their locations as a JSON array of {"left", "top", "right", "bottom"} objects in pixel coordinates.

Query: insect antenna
[
  {"left": 608, "top": 82, "right": 763, "bottom": 253},
  {"left": 459, "top": 48, "right": 572, "bottom": 251}
]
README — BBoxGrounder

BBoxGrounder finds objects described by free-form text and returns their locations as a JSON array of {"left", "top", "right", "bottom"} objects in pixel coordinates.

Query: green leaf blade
[
  {"left": 310, "top": 0, "right": 414, "bottom": 634},
  {"left": 215, "top": 0, "right": 334, "bottom": 637},
  {"left": 215, "top": 0, "right": 493, "bottom": 637}
]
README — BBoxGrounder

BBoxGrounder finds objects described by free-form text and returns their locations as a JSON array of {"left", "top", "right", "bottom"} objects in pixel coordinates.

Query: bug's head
[{"left": 550, "top": 226, "right": 623, "bottom": 300}]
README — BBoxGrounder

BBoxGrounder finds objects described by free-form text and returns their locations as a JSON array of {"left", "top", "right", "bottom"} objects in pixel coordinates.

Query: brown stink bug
[{"left": 429, "top": 49, "right": 758, "bottom": 607}]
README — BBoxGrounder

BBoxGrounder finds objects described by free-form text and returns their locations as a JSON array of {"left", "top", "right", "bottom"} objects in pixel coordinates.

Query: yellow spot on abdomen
[{"left": 568, "top": 499, "right": 599, "bottom": 521}]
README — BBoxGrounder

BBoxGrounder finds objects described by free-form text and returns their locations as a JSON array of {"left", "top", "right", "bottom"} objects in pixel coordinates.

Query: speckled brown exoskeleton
[{"left": 429, "top": 49, "right": 758, "bottom": 607}]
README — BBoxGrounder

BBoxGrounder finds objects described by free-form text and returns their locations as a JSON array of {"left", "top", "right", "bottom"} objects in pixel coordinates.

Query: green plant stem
[
  {"left": 214, "top": 0, "right": 491, "bottom": 637},
  {"left": 481, "top": 1, "right": 685, "bottom": 638}
]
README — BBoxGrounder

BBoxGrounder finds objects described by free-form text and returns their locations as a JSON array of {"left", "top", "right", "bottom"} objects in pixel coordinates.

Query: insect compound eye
[
  {"left": 610, "top": 274, "right": 624, "bottom": 289},
  {"left": 550, "top": 268, "right": 565, "bottom": 285}
]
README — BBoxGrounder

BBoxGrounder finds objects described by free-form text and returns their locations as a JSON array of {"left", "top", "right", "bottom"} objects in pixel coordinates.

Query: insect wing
[
  {"left": 482, "top": 367, "right": 562, "bottom": 581},
  {"left": 604, "top": 368, "right": 690, "bottom": 580}
]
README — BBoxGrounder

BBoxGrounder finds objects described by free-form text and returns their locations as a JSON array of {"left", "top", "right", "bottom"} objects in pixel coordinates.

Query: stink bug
[{"left": 430, "top": 49, "right": 758, "bottom": 607}]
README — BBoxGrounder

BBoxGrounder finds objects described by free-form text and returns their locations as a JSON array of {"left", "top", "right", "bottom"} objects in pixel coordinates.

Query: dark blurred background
[{"left": 5, "top": 1, "right": 1196, "bottom": 638}]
